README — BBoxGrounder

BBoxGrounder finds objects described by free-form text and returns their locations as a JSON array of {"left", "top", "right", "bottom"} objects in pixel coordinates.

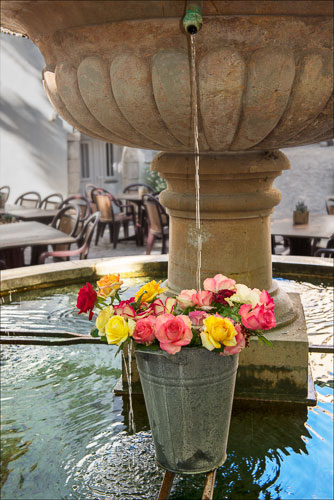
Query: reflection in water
[{"left": 0, "top": 278, "right": 333, "bottom": 499}]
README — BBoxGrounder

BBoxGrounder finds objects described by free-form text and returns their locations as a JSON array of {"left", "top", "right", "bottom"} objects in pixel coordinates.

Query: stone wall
[
  {"left": 273, "top": 144, "right": 334, "bottom": 218},
  {"left": 0, "top": 33, "right": 69, "bottom": 202}
]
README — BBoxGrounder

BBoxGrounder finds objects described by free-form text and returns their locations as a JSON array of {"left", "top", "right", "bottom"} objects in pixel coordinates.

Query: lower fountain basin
[{"left": 0, "top": 259, "right": 332, "bottom": 499}]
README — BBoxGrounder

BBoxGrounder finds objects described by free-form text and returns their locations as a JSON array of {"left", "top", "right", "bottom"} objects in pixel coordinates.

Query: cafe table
[
  {"left": 271, "top": 214, "right": 334, "bottom": 256},
  {"left": 0, "top": 221, "right": 76, "bottom": 268},
  {"left": 0, "top": 204, "right": 58, "bottom": 224}
]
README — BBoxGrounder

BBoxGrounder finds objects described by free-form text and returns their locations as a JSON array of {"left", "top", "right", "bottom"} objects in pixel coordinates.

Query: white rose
[{"left": 226, "top": 284, "right": 261, "bottom": 308}]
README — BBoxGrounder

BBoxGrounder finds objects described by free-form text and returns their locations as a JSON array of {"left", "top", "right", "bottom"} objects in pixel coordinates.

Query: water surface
[{"left": 1, "top": 277, "right": 333, "bottom": 499}]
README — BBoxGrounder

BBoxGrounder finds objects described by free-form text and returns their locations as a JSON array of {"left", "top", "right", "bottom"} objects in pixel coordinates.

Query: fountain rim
[
  {"left": 1, "top": 0, "right": 332, "bottom": 40},
  {"left": 0, "top": 254, "right": 332, "bottom": 297}
]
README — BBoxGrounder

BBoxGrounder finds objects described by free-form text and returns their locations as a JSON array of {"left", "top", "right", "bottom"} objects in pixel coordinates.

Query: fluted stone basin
[{"left": 1, "top": 1, "right": 333, "bottom": 152}]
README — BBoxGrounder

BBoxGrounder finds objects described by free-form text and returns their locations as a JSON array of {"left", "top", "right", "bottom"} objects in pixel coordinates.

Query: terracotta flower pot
[{"left": 135, "top": 347, "right": 238, "bottom": 474}]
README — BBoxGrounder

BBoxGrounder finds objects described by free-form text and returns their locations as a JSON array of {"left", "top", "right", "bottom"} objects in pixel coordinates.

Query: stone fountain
[{"left": 1, "top": 0, "right": 333, "bottom": 403}]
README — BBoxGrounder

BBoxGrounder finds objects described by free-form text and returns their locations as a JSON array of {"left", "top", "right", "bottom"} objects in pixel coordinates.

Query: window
[
  {"left": 80, "top": 143, "right": 90, "bottom": 179},
  {"left": 106, "top": 143, "right": 114, "bottom": 177}
]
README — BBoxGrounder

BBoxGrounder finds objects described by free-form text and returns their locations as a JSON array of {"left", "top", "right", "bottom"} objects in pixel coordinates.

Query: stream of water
[{"left": 190, "top": 35, "right": 202, "bottom": 291}]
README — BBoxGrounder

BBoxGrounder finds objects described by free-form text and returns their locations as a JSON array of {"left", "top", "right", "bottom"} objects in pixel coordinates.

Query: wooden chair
[
  {"left": 326, "top": 197, "right": 334, "bottom": 215},
  {"left": 94, "top": 192, "right": 137, "bottom": 248},
  {"left": 15, "top": 191, "right": 41, "bottom": 208},
  {"left": 314, "top": 234, "right": 334, "bottom": 258},
  {"left": 84, "top": 183, "right": 99, "bottom": 212},
  {"left": 0, "top": 186, "right": 10, "bottom": 204},
  {"left": 59, "top": 195, "right": 92, "bottom": 234},
  {"left": 85, "top": 183, "right": 98, "bottom": 201},
  {"left": 39, "top": 193, "right": 63, "bottom": 209},
  {"left": 38, "top": 212, "right": 101, "bottom": 264},
  {"left": 51, "top": 204, "right": 81, "bottom": 239},
  {"left": 123, "top": 183, "right": 154, "bottom": 195},
  {"left": 143, "top": 194, "right": 169, "bottom": 254},
  {"left": 30, "top": 204, "right": 81, "bottom": 264}
]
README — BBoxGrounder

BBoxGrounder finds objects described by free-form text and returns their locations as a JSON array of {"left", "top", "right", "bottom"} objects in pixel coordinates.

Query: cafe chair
[
  {"left": 0, "top": 186, "right": 10, "bottom": 203},
  {"left": 59, "top": 195, "right": 92, "bottom": 233},
  {"left": 51, "top": 204, "right": 81, "bottom": 238},
  {"left": 326, "top": 197, "right": 334, "bottom": 215},
  {"left": 93, "top": 191, "right": 137, "bottom": 248},
  {"left": 143, "top": 194, "right": 169, "bottom": 255},
  {"left": 15, "top": 191, "right": 41, "bottom": 208},
  {"left": 123, "top": 183, "right": 154, "bottom": 195},
  {"left": 38, "top": 212, "right": 101, "bottom": 264},
  {"left": 314, "top": 248, "right": 334, "bottom": 258},
  {"left": 314, "top": 234, "right": 334, "bottom": 258},
  {"left": 39, "top": 193, "right": 63, "bottom": 209},
  {"left": 85, "top": 183, "right": 98, "bottom": 202},
  {"left": 92, "top": 186, "right": 136, "bottom": 240},
  {"left": 30, "top": 204, "right": 81, "bottom": 265},
  {"left": 84, "top": 183, "right": 99, "bottom": 212}
]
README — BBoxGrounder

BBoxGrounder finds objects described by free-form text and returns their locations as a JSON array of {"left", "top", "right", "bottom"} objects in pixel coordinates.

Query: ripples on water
[{"left": 0, "top": 278, "right": 333, "bottom": 499}]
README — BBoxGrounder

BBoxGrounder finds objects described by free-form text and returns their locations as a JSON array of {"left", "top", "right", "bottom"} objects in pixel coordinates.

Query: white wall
[{"left": 0, "top": 33, "right": 70, "bottom": 203}]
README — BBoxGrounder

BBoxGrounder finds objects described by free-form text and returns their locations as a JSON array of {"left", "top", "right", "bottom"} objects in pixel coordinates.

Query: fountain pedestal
[{"left": 153, "top": 151, "right": 287, "bottom": 292}]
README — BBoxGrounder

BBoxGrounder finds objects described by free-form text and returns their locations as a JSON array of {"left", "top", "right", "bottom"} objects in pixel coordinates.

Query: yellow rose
[
  {"left": 105, "top": 315, "right": 135, "bottom": 345},
  {"left": 200, "top": 316, "right": 237, "bottom": 351},
  {"left": 95, "top": 306, "right": 114, "bottom": 335},
  {"left": 135, "top": 280, "right": 168, "bottom": 304},
  {"left": 97, "top": 274, "right": 123, "bottom": 298}
]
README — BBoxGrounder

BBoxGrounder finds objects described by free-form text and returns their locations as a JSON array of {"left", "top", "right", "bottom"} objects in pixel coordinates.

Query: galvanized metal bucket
[{"left": 135, "top": 347, "right": 238, "bottom": 474}]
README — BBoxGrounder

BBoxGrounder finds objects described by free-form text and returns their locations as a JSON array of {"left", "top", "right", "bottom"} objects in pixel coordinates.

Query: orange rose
[{"left": 97, "top": 274, "right": 123, "bottom": 298}]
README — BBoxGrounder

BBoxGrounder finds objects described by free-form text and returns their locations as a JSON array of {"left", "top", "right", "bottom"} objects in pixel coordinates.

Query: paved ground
[{"left": 88, "top": 227, "right": 166, "bottom": 260}]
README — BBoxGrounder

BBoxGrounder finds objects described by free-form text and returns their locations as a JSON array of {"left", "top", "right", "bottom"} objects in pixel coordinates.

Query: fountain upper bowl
[{"left": 1, "top": 1, "right": 333, "bottom": 152}]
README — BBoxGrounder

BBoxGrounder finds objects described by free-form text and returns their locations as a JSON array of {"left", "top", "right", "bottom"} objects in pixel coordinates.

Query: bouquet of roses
[{"left": 76, "top": 273, "right": 275, "bottom": 355}]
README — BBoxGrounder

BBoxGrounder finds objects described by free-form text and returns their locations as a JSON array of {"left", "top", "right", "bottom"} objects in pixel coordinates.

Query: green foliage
[
  {"left": 295, "top": 200, "right": 308, "bottom": 213},
  {"left": 141, "top": 163, "right": 167, "bottom": 193}
]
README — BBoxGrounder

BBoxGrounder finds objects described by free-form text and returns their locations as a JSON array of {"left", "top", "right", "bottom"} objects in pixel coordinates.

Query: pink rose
[
  {"left": 259, "top": 290, "right": 275, "bottom": 310},
  {"left": 189, "top": 310, "right": 209, "bottom": 326},
  {"left": 133, "top": 316, "right": 157, "bottom": 345},
  {"left": 192, "top": 290, "right": 214, "bottom": 309},
  {"left": 151, "top": 297, "right": 177, "bottom": 316},
  {"left": 204, "top": 274, "right": 236, "bottom": 293},
  {"left": 134, "top": 303, "right": 154, "bottom": 320},
  {"left": 240, "top": 304, "right": 276, "bottom": 331},
  {"left": 176, "top": 289, "right": 197, "bottom": 309},
  {"left": 155, "top": 314, "right": 193, "bottom": 354},
  {"left": 222, "top": 324, "right": 246, "bottom": 355}
]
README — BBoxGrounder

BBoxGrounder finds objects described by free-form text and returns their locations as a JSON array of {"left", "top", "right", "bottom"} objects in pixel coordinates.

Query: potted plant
[
  {"left": 76, "top": 274, "right": 276, "bottom": 474},
  {"left": 293, "top": 200, "right": 309, "bottom": 225}
]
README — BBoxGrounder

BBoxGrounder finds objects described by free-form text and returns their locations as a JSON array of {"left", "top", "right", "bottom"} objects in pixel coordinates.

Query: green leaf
[
  {"left": 115, "top": 343, "right": 124, "bottom": 357},
  {"left": 100, "top": 336, "right": 107, "bottom": 343},
  {"left": 257, "top": 335, "right": 273, "bottom": 347},
  {"left": 90, "top": 328, "right": 99, "bottom": 338},
  {"left": 132, "top": 292, "right": 146, "bottom": 311}
]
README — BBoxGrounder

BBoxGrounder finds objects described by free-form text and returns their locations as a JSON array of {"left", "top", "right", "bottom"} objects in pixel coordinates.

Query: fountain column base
[{"left": 153, "top": 150, "right": 297, "bottom": 328}]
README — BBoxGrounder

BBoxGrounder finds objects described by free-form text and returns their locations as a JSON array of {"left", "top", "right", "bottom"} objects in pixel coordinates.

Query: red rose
[
  {"left": 214, "top": 289, "right": 235, "bottom": 305},
  {"left": 76, "top": 282, "right": 97, "bottom": 320}
]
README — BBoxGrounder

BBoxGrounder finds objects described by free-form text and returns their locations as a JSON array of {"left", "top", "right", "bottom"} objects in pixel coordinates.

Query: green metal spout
[{"left": 183, "top": 0, "right": 203, "bottom": 35}]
